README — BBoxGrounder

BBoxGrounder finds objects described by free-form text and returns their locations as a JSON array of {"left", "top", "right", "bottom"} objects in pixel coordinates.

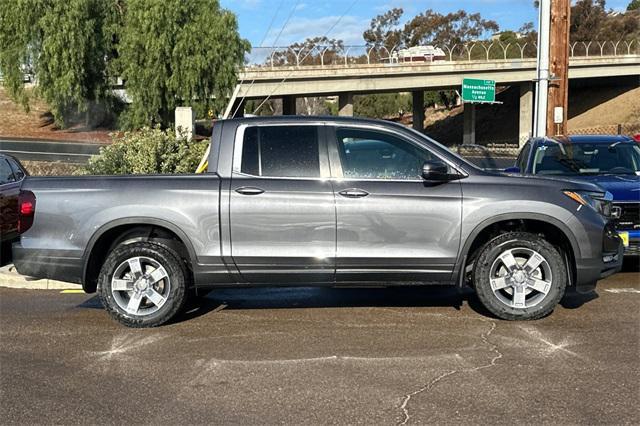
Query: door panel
[
  {"left": 230, "top": 177, "right": 335, "bottom": 283},
  {"left": 335, "top": 180, "right": 461, "bottom": 282},
  {"left": 229, "top": 124, "right": 336, "bottom": 283},
  {"left": 330, "top": 127, "right": 462, "bottom": 283}
]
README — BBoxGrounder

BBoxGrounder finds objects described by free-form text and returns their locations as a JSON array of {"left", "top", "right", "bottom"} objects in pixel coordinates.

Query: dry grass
[
  {"left": 0, "top": 87, "right": 111, "bottom": 143},
  {"left": 568, "top": 87, "right": 640, "bottom": 130},
  {"left": 22, "top": 161, "right": 80, "bottom": 176}
]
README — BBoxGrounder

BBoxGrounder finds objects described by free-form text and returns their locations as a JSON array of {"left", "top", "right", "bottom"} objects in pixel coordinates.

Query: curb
[{"left": 0, "top": 264, "right": 81, "bottom": 290}]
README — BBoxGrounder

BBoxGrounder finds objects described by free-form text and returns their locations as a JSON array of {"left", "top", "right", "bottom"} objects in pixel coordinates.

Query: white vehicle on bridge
[{"left": 391, "top": 46, "right": 447, "bottom": 63}]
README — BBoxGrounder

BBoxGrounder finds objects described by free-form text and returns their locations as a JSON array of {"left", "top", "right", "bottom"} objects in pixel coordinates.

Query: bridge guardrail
[{"left": 246, "top": 40, "right": 639, "bottom": 69}]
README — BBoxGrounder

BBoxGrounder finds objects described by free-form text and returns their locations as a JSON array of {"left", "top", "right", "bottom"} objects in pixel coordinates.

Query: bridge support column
[
  {"left": 282, "top": 95, "right": 296, "bottom": 115},
  {"left": 463, "top": 103, "right": 476, "bottom": 145},
  {"left": 338, "top": 93, "right": 354, "bottom": 116},
  {"left": 412, "top": 91, "right": 425, "bottom": 132},
  {"left": 519, "top": 82, "right": 533, "bottom": 147}
]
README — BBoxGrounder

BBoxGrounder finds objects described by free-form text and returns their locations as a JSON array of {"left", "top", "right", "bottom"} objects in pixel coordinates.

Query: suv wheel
[
  {"left": 473, "top": 232, "right": 567, "bottom": 320},
  {"left": 98, "top": 241, "right": 189, "bottom": 327}
]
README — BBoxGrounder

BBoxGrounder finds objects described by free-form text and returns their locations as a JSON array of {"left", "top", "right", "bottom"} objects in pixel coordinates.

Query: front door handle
[
  {"left": 235, "top": 186, "right": 265, "bottom": 196},
  {"left": 338, "top": 188, "right": 369, "bottom": 198}
]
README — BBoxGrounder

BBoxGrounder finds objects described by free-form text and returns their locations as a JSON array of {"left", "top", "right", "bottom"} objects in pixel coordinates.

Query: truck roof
[{"left": 222, "top": 115, "right": 408, "bottom": 129}]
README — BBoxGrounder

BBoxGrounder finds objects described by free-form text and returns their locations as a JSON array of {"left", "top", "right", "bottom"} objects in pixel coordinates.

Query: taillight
[{"left": 18, "top": 190, "right": 36, "bottom": 234}]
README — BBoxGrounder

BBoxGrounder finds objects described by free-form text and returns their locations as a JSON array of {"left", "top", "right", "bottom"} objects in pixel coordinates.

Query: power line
[
  {"left": 229, "top": 0, "right": 288, "bottom": 119},
  {"left": 232, "top": 0, "right": 301, "bottom": 118},
  {"left": 251, "top": 0, "right": 360, "bottom": 115},
  {"left": 197, "top": 0, "right": 291, "bottom": 173}
]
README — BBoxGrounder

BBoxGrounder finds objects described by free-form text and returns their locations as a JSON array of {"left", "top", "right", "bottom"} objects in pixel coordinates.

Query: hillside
[
  {"left": 0, "top": 88, "right": 110, "bottom": 143},
  {"left": 568, "top": 86, "right": 640, "bottom": 131},
  {"left": 422, "top": 83, "right": 639, "bottom": 147}
]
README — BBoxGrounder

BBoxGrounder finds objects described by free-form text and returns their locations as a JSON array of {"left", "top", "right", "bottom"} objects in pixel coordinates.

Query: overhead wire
[
  {"left": 251, "top": 0, "right": 360, "bottom": 115},
  {"left": 231, "top": 0, "right": 301, "bottom": 118},
  {"left": 196, "top": 0, "right": 293, "bottom": 173}
]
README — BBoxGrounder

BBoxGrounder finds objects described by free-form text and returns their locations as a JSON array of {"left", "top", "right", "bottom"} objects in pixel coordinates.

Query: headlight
[{"left": 563, "top": 190, "right": 613, "bottom": 217}]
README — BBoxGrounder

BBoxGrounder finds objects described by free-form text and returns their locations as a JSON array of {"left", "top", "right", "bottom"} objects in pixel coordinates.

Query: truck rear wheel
[
  {"left": 98, "top": 241, "right": 189, "bottom": 327},
  {"left": 473, "top": 232, "right": 567, "bottom": 321}
]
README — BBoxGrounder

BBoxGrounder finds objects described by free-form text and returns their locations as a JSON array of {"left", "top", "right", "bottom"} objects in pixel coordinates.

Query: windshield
[{"left": 532, "top": 142, "right": 640, "bottom": 176}]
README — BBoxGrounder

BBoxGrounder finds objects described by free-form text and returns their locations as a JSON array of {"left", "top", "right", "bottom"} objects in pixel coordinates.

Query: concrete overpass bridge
[{"left": 235, "top": 50, "right": 640, "bottom": 144}]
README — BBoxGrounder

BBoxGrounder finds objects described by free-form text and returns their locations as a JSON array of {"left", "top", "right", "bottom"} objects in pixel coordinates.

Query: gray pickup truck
[{"left": 13, "top": 117, "right": 623, "bottom": 327}]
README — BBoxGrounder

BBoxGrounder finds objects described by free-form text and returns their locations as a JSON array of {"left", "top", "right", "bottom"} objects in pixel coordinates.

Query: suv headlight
[{"left": 563, "top": 190, "right": 613, "bottom": 217}]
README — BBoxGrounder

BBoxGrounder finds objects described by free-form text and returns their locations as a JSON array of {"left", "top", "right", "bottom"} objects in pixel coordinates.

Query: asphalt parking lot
[{"left": 1, "top": 266, "right": 639, "bottom": 425}]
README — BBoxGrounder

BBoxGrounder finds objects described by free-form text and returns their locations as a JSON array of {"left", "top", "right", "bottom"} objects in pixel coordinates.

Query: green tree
[
  {"left": 570, "top": 0, "right": 607, "bottom": 41},
  {"left": 363, "top": 8, "right": 404, "bottom": 52},
  {"left": 268, "top": 36, "right": 344, "bottom": 67},
  {"left": 0, "top": 0, "right": 118, "bottom": 127},
  {"left": 1, "top": 0, "right": 248, "bottom": 130},
  {"left": 628, "top": 0, "right": 640, "bottom": 11},
  {"left": 403, "top": 10, "right": 499, "bottom": 47},
  {"left": 570, "top": 0, "right": 639, "bottom": 42},
  {"left": 117, "top": 0, "right": 249, "bottom": 129},
  {"left": 354, "top": 93, "right": 412, "bottom": 119}
]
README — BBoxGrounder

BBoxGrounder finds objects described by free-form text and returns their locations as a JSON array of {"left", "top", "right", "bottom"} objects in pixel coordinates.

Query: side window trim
[
  {"left": 232, "top": 123, "right": 330, "bottom": 180},
  {"left": 326, "top": 126, "right": 344, "bottom": 179}
]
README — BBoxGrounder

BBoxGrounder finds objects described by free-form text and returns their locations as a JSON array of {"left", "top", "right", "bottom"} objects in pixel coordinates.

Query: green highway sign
[{"left": 462, "top": 78, "right": 496, "bottom": 103}]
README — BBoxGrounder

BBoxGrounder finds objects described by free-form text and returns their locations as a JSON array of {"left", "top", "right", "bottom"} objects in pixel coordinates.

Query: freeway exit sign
[{"left": 462, "top": 78, "right": 496, "bottom": 103}]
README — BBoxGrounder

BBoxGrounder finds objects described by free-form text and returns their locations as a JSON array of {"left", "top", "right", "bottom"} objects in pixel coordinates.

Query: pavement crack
[
  {"left": 398, "top": 369, "right": 458, "bottom": 426},
  {"left": 397, "top": 319, "right": 502, "bottom": 425}
]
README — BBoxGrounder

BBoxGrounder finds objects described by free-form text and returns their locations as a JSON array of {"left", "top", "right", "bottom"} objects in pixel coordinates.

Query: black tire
[
  {"left": 98, "top": 241, "right": 190, "bottom": 328},
  {"left": 473, "top": 232, "right": 567, "bottom": 321}
]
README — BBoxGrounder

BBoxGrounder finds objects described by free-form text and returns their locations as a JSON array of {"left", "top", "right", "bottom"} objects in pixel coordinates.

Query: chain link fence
[
  {"left": 569, "top": 123, "right": 640, "bottom": 136},
  {"left": 455, "top": 143, "right": 519, "bottom": 171}
]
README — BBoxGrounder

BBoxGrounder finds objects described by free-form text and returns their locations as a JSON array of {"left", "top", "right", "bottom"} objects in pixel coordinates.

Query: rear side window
[
  {"left": 240, "top": 126, "right": 320, "bottom": 178},
  {"left": 7, "top": 158, "right": 25, "bottom": 181},
  {"left": 0, "top": 159, "right": 16, "bottom": 185}
]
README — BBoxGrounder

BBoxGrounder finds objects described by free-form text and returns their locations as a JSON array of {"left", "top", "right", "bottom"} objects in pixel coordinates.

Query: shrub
[{"left": 80, "top": 126, "right": 207, "bottom": 175}]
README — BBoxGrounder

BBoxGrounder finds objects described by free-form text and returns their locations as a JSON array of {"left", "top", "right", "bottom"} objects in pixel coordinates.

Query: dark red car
[{"left": 0, "top": 153, "right": 27, "bottom": 263}]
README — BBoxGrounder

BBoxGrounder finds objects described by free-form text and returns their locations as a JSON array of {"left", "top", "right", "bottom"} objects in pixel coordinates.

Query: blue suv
[{"left": 507, "top": 135, "right": 640, "bottom": 256}]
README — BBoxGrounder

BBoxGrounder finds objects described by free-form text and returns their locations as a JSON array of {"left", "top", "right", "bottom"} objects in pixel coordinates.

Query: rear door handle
[
  {"left": 235, "top": 186, "right": 265, "bottom": 196},
  {"left": 338, "top": 188, "right": 369, "bottom": 198}
]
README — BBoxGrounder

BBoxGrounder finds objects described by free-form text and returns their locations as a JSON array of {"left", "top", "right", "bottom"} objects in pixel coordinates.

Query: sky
[{"left": 220, "top": 0, "right": 632, "bottom": 48}]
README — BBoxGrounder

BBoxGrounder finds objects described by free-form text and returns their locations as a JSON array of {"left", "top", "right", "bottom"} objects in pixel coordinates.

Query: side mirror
[
  {"left": 504, "top": 166, "right": 521, "bottom": 173},
  {"left": 422, "top": 160, "right": 450, "bottom": 181}
]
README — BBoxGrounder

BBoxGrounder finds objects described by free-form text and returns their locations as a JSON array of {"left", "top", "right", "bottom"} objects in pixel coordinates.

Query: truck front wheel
[
  {"left": 473, "top": 232, "right": 567, "bottom": 321},
  {"left": 98, "top": 241, "right": 189, "bottom": 327}
]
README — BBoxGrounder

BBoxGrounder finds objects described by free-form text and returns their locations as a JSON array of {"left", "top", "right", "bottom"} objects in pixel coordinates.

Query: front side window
[
  {"left": 336, "top": 128, "right": 433, "bottom": 180},
  {"left": 0, "top": 159, "right": 16, "bottom": 185},
  {"left": 240, "top": 126, "right": 320, "bottom": 178}
]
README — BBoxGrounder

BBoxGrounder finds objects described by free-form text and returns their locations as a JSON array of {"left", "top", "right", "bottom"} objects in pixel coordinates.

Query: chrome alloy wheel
[
  {"left": 489, "top": 248, "right": 553, "bottom": 309},
  {"left": 111, "top": 256, "right": 171, "bottom": 316}
]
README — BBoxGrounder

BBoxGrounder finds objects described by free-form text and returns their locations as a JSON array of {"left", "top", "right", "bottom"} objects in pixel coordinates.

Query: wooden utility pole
[{"left": 546, "top": 0, "right": 571, "bottom": 136}]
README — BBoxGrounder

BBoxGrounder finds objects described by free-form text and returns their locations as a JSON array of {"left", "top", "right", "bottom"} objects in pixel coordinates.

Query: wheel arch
[
  {"left": 454, "top": 213, "right": 580, "bottom": 287},
  {"left": 82, "top": 217, "right": 198, "bottom": 293}
]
